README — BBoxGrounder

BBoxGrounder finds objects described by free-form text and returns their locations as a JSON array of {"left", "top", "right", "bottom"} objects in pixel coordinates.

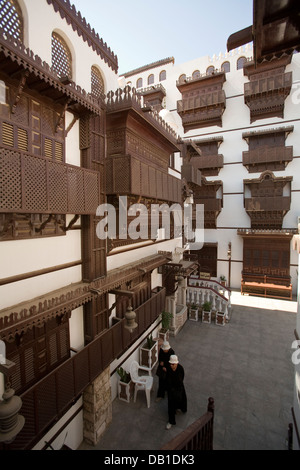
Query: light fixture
[
  {"left": 124, "top": 305, "right": 138, "bottom": 333},
  {"left": 0, "top": 359, "right": 25, "bottom": 443}
]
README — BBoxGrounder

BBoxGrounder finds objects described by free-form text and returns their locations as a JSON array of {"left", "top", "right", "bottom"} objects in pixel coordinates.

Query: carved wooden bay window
[
  {"left": 183, "top": 137, "right": 224, "bottom": 177},
  {"left": 192, "top": 177, "right": 223, "bottom": 229},
  {"left": 243, "top": 56, "right": 292, "bottom": 123},
  {"left": 106, "top": 90, "right": 181, "bottom": 193},
  {"left": 0, "top": 32, "right": 104, "bottom": 222},
  {"left": 242, "top": 126, "right": 294, "bottom": 173},
  {"left": 176, "top": 71, "right": 226, "bottom": 132},
  {"left": 244, "top": 171, "right": 292, "bottom": 229},
  {"left": 105, "top": 87, "right": 182, "bottom": 250},
  {"left": 137, "top": 83, "right": 166, "bottom": 112}
]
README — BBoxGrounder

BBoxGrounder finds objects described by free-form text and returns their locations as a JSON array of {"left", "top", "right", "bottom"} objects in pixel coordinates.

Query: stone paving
[{"left": 79, "top": 291, "right": 297, "bottom": 451}]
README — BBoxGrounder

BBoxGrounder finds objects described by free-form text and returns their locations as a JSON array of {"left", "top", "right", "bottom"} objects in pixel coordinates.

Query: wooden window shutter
[
  {"left": 17, "top": 127, "right": 28, "bottom": 151},
  {"left": 2, "top": 121, "right": 14, "bottom": 147}
]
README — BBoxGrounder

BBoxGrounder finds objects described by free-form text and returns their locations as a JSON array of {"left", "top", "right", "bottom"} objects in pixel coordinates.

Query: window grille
[
  {"left": 0, "top": 0, "right": 23, "bottom": 40},
  {"left": 221, "top": 61, "right": 230, "bottom": 73},
  {"left": 51, "top": 32, "right": 72, "bottom": 79},
  {"left": 148, "top": 74, "right": 154, "bottom": 85},
  {"left": 206, "top": 66, "right": 215, "bottom": 75},
  {"left": 91, "top": 66, "right": 105, "bottom": 98},
  {"left": 237, "top": 56, "right": 247, "bottom": 70},
  {"left": 159, "top": 70, "right": 166, "bottom": 81}
]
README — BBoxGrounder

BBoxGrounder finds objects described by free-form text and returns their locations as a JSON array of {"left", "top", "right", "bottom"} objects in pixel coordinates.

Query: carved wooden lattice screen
[
  {"left": 243, "top": 237, "right": 290, "bottom": 278},
  {"left": 51, "top": 32, "right": 72, "bottom": 79},
  {"left": 0, "top": 0, "right": 23, "bottom": 41},
  {"left": 0, "top": 148, "right": 100, "bottom": 214},
  {"left": 91, "top": 66, "right": 105, "bottom": 98}
]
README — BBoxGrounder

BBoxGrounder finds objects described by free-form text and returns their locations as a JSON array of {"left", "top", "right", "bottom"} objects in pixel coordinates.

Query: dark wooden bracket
[{"left": 11, "top": 71, "right": 29, "bottom": 114}]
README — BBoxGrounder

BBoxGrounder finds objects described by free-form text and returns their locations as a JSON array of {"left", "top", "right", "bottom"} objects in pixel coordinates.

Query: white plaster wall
[
  {"left": 123, "top": 47, "right": 300, "bottom": 293},
  {"left": 21, "top": 0, "right": 119, "bottom": 97},
  {"left": 0, "top": 219, "right": 82, "bottom": 309},
  {"left": 69, "top": 306, "right": 84, "bottom": 352}
]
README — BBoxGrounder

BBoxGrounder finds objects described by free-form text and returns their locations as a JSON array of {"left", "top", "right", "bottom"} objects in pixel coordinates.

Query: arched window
[
  {"left": 178, "top": 74, "right": 186, "bottom": 83},
  {"left": 237, "top": 56, "right": 247, "bottom": 70},
  {"left": 0, "top": 0, "right": 23, "bottom": 41},
  {"left": 148, "top": 74, "right": 154, "bottom": 85},
  {"left": 206, "top": 66, "right": 215, "bottom": 75},
  {"left": 136, "top": 77, "right": 143, "bottom": 88},
  {"left": 51, "top": 32, "right": 72, "bottom": 79},
  {"left": 159, "top": 70, "right": 166, "bottom": 81},
  {"left": 192, "top": 70, "right": 201, "bottom": 80},
  {"left": 221, "top": 61, "right": 230, "bottom": 73},
  {"left": 91, "top": 66, "right": 105, "bottom": 98}
]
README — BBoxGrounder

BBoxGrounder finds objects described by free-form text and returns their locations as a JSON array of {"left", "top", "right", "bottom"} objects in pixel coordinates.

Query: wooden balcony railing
[
  {"left": 191, "top": 154, "right": 224, "bottom": 171},
  {"left": 177, "top": 90, "right": 226, "bottom": 114},
  {"left": 193, "top": 198, "right": 222, "bottom": 212},
  {"left": 243, "top": 146, "right": 293, "bottom": 168},
  {"left": 106, "top": 154, "right": 182, "bottom": 203},
  {"left": 0, "top": 147, "right": 101, "bottom": 214},
  {"left": 3, "top": 287, "right": 166, "bottom": 450},
  {"left": 244, "top": 196, "right": 291, "bottom": 212},
  {"left": 244, "top": 72, "right": 292, "bottom": 98},
  {"left": 161, "top": 397, "right": 214, "bottom": 450}
]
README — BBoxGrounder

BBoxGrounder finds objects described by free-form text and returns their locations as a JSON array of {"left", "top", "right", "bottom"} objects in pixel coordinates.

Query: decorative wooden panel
[
  {"left": 243, "top": 237, "right": 290, "bottom": 279},
  {"left": 105, "top": 154, "right": 181, "bottom": 203},
  {"left": 176, "top": 71, "right": 226, "bottom": 131},
  {"left": 5, "top": 315, "right": 70, "bottom": 395},
  {"left": 0, "top": 213, "right": 66, "bottom": 240},
  {"left": 0, "top": 148, "right": 101, "bottom": 214},
  {"left": 243, "top": 60, "right": 292, "bottom": 122},
  {"left": 0, "top": 80, "right": 65, "bottom": 161},
  {"left": 244, "top": 171, "right": 292, "bottom": 229},
  {"left": 242, "top": 127, "right": 293, "bottom": 172}
]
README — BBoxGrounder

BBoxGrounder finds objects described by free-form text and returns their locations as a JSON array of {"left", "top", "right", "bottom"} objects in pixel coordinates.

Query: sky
[{"left": 71, "top": 0, "right": 253, "bottom": 74}]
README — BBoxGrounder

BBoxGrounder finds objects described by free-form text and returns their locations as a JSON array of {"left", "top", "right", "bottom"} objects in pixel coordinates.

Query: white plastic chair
[{"left": 130, "top": 360, "right": 153, "bottom": 408}]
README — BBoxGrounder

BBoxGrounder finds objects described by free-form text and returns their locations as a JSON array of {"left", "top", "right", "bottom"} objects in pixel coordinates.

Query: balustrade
[{"left": 186, "top": 276, "right": 231, "bottom": 322}]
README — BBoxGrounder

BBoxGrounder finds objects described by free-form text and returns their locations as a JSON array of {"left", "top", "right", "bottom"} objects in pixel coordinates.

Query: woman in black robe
[
  {"left": 156, "top": 341, "right": 175, "bottom": 401},
  {"left": 165, "top": 355, "right": 187, "bottom": 429}
]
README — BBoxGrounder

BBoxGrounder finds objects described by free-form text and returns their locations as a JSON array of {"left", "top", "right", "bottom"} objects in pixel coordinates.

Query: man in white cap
[
  {"left": 155, "top": 340, "right": 175, "bottom": 402},
  {"left": 165, "top": 355, "right": 187, "bottom": 430}
]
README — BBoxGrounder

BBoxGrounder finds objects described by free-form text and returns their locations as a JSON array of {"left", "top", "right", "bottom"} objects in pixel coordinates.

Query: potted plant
[
  {"left": 117, "top": 367, "right": 133, "bottom": 403},
  {"left": 158, "top": 311, "right": 172, "bottom": 341},
  {"left": 189, "top": 303, "right": 199, "bottom": 321},
  {"left": 220, "top": 275, "right": 227, "bottom": 287},
  {"left": 139, "top": 334, "right": 158, "bottom": 371},
  {"left": 201, "top": 301, "right": 212, "bottom": 323}
]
